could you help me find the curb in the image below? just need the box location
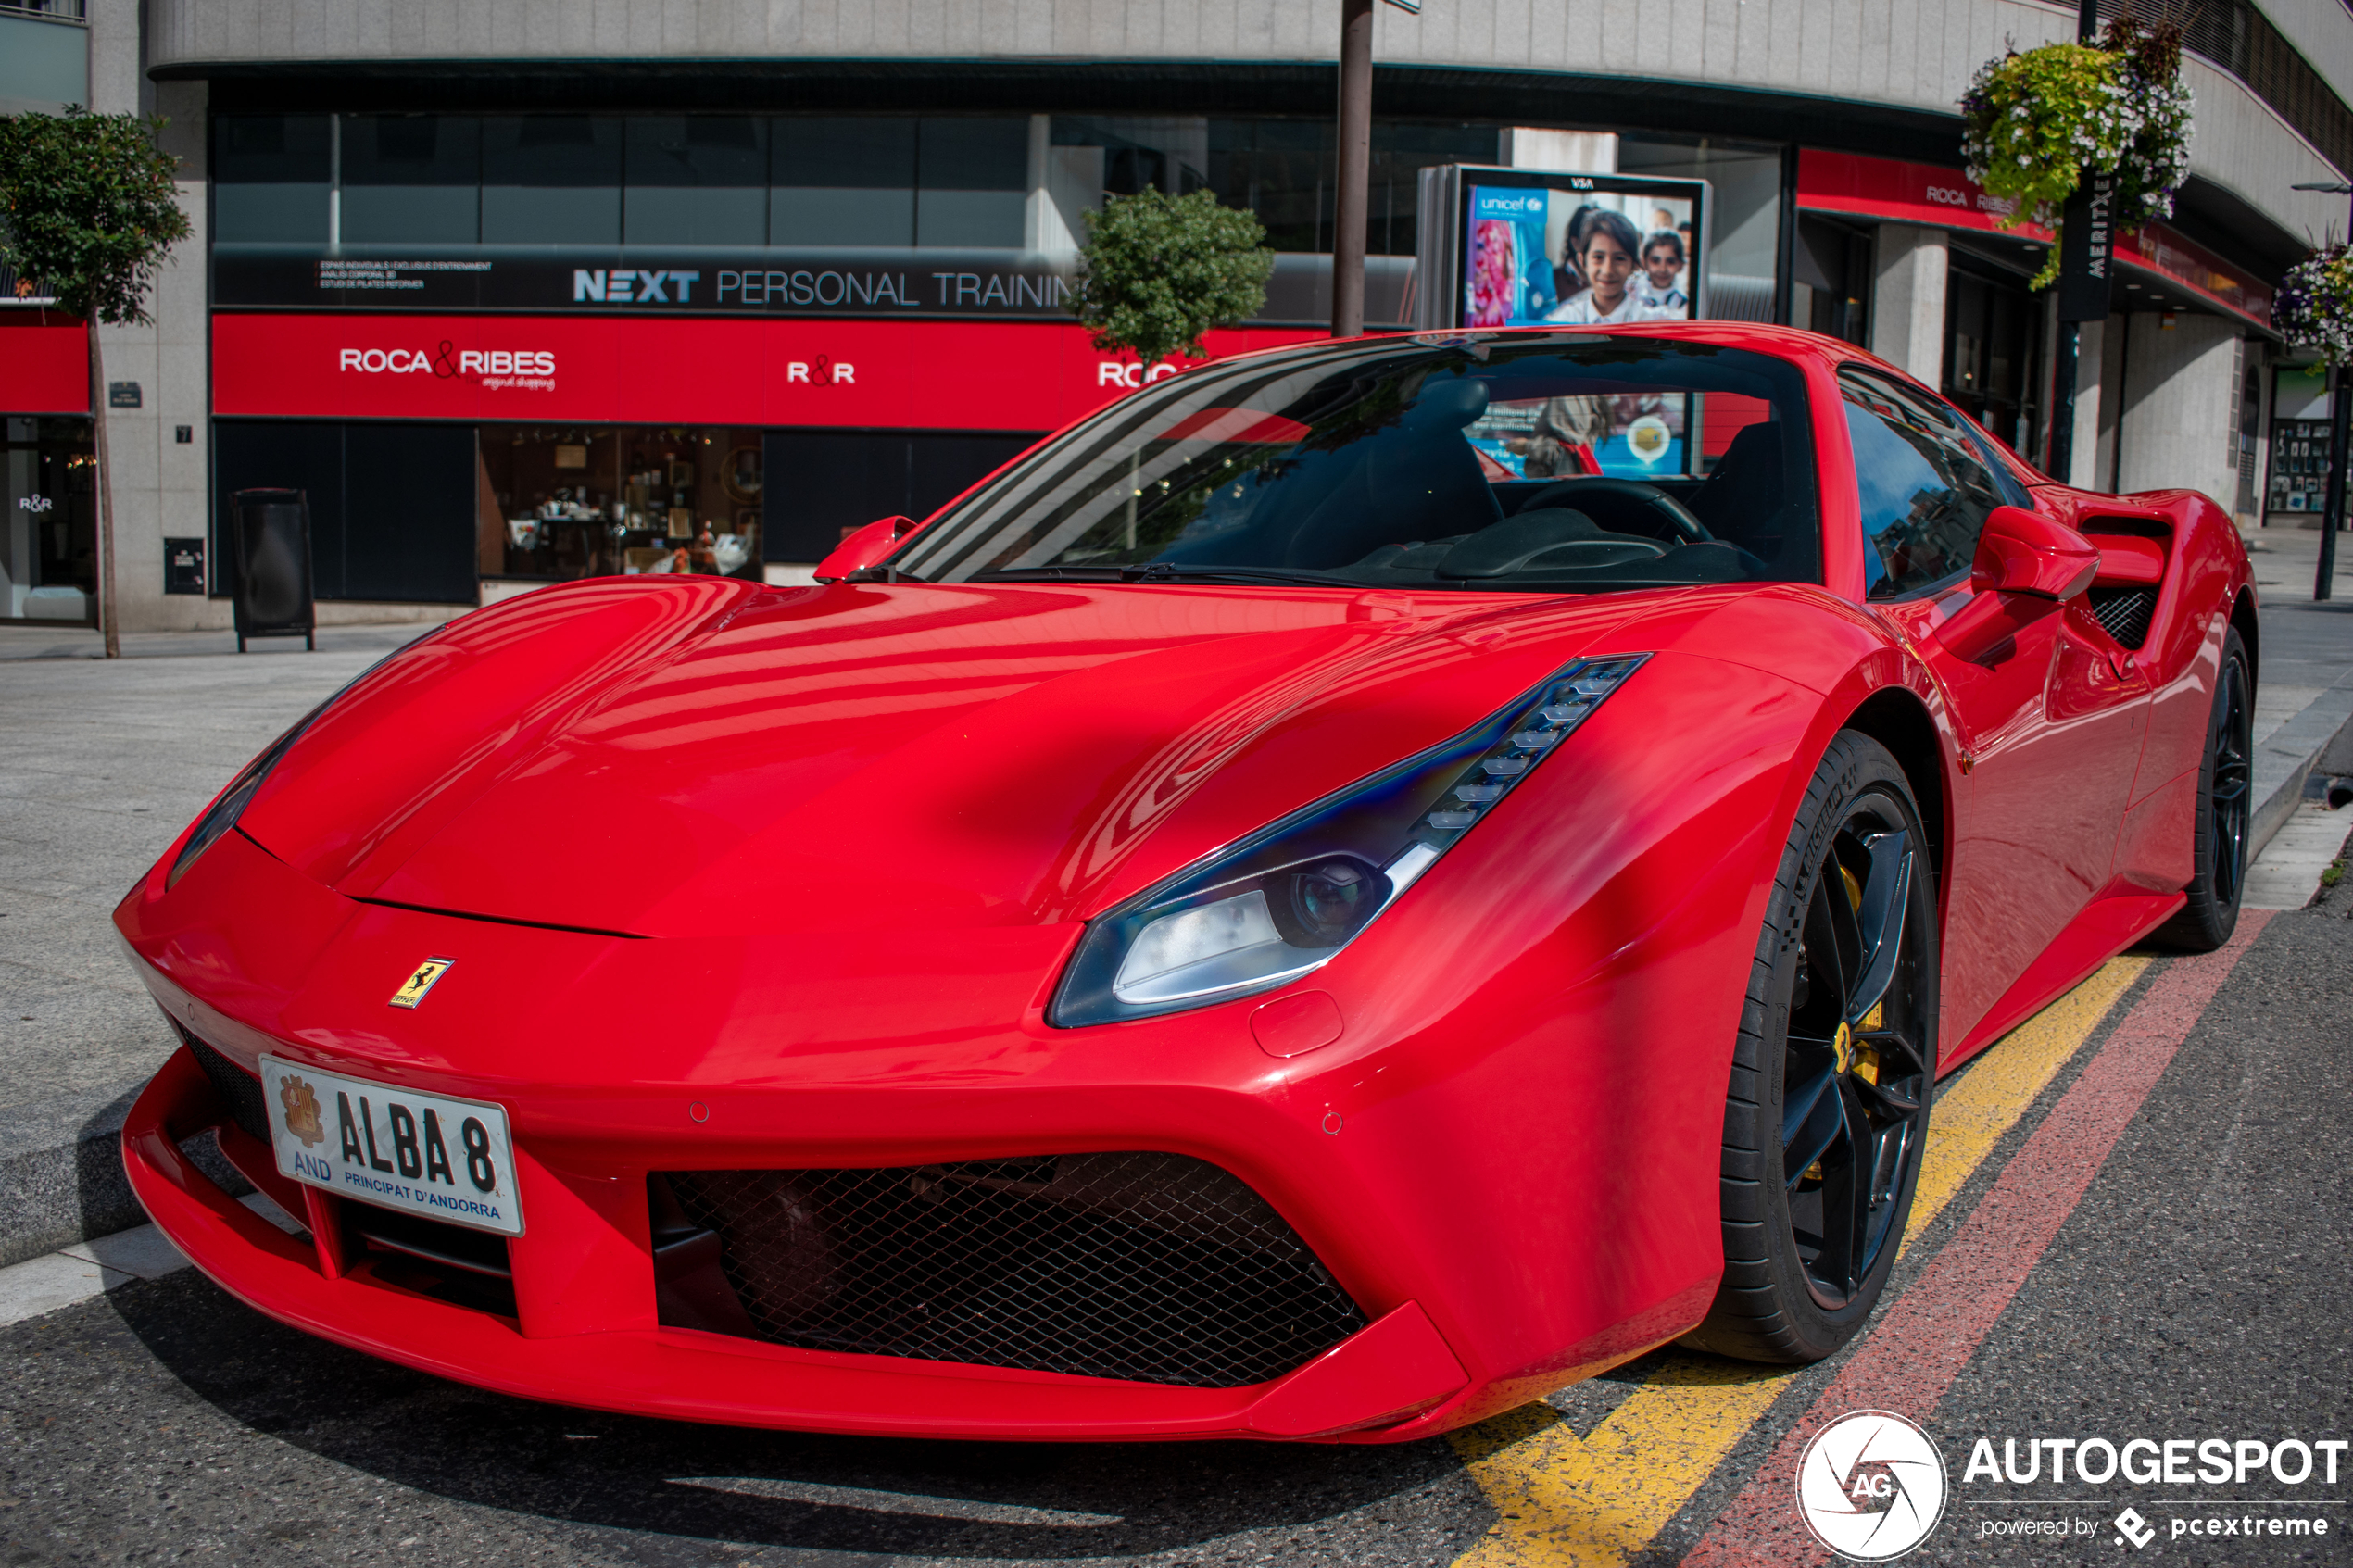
[2252,686,2353,863]
[0,1092,252,1271]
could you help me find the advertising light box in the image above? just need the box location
[1415,165,1710,332]
[1413,165,1720,484]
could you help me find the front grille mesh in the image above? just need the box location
[660,1153,1366,1387]
[176,1023,270,1143]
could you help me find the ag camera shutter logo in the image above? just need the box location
[1795,1411,1949,1560]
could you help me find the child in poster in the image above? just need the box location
[1639,230,1689,313]
[1549,211,1671,324]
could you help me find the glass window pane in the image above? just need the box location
[478,424,766,581]
[482,117,622,245]
[341,115,480,245]
[1842,370,2004,599]
[1617,136,1783,323]
[1366,122,1495,257]
[916,118,1027,248]
[624,117,767,245]
[1204,119,1330,255]
[771,117,916,246]
[213,114,331,244]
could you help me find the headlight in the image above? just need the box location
[1050,654,1649,1026]
[166,704,331,888]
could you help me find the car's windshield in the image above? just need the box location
[888,334,1819,592]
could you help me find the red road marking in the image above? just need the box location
[1683,914,2272,1567]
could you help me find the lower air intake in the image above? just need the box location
[175,1022,270,1144]
[656,1153,1366,1387]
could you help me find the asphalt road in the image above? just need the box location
[6,897,2348,1567]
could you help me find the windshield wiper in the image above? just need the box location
[971,563,1360,589]
[1120,563,1362,588]
[970,566,1128,583]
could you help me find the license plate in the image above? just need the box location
[258,1055,524,1236]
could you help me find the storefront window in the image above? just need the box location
[213,420,480,604]
[476,425,765,582]
[2,416,94,622]
[761,429,1041,561]
[1943,261,2043,458]
[1793,214,1871,345]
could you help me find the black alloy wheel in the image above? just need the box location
[1684,732,1938,1363]
[2154,626,2253,951]
[1779,797,1933,1311]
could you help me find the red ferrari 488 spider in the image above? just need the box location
[120,323,2253,1443]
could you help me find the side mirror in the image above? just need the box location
[1933,506,2099,665]
[1971,505,2099,603]
[813,515,917,583]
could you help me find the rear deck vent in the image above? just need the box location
[655,1152,1366,1387]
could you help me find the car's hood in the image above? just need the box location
[238,577,1658,938]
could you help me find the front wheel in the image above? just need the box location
[1681,732,1938,1364]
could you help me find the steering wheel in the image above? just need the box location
[1520,477,1713,546]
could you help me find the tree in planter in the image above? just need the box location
[0,108,193,657]
[1069,187,1274,370]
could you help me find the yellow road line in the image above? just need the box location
[1447,956,2149,1567]
[1453,1356,1797,1567]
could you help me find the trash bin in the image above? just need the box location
[228,487,315,652]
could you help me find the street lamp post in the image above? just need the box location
[2045,0,2105,486]
[1331,0,1374,339]
[2291,178,2351,603]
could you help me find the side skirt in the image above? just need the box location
[1939,890,2183,1074]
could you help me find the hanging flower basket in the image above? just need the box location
[1961,19,2194,289]
[2276,245,2353,364]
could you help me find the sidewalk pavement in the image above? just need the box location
[0,622,437,1265]
[3,543,2351,1269]
[2239,524,2353,852]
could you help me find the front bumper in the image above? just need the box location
[126,1041,1471,1442]
[120,783,1746,1442]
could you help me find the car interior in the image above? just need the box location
[922,339,1825,591]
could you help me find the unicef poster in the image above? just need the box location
[1463,178,1703,329]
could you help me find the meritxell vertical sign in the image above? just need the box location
[2057,170,2120,323]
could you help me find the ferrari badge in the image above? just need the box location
[389,957,456,1010]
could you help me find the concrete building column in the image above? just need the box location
[2064,317,2107,490]
[2114,312,2243,502]
[84,0,213,633]
[1868,224,1947,386]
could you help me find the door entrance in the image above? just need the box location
[3,416,96,623]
